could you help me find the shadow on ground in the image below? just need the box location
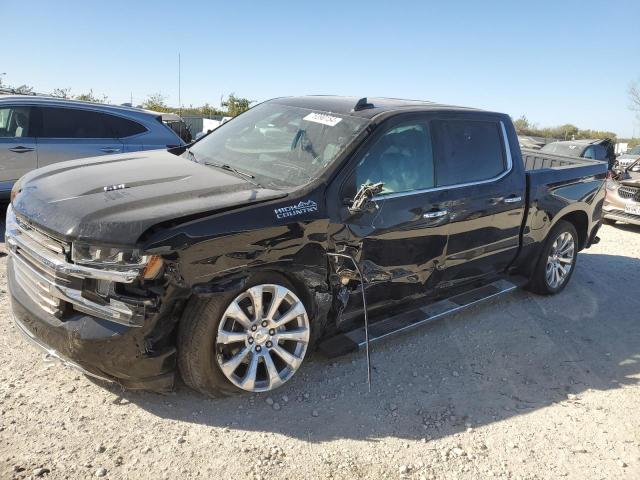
[96,250,640,443]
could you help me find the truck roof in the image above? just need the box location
[270,95,491,119]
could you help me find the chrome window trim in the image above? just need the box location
[371,120,513,201]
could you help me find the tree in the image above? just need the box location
[629,79,640,112]
[221,94,254,117]
[51,87,72,99]
[12,84,34,95]
[75,89,107,103]
[141,93,170,112]
[513,115,532,134]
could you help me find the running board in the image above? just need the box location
[318,279,518,358]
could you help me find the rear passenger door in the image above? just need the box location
[431,115,526,287]
[34,107,125,167]
[0,105,37,193]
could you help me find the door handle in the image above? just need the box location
[423,209,449,219]
[9,146,34,153]
[100,147,121,153]
[503,196,522,204]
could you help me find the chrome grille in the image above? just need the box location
[11,218,70,315]
[618,185,640,202]
[6,207,141,326]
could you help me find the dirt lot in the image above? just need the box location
[0,219,639,480]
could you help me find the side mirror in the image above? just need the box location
[348,182,385,215]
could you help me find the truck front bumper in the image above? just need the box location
[8,257,176,392]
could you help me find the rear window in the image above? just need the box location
[432,119,506,186]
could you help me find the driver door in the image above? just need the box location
[327,114,450,323]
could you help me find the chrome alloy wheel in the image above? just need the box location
[545,231,575,289]
[215,284,310,392]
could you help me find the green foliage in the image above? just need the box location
[75,89,107,103]
[51,87,72,99]
[513,115,616,141]
[221,94,255,117]
[141,93,171,112]
[12,84,34,95]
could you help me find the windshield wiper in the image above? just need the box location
[203,161,262,187]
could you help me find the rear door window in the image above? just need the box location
[432,119,506,186]
[0,106,32,138]
[39,107,115,138]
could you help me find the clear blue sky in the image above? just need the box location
[2,0,639,136]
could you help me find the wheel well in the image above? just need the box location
[557,211,588,249]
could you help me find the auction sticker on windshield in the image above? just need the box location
[303,112,342,127]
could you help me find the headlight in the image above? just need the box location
[5,204,17,238]
[10,179,22,203]
[72,243,150,267]
[72,243,164,279]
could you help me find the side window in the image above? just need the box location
[353,122,434,196]
[432,119,506,186]
[591,145,607,161]
[104,115,147,138]
[40,107,114,138]
[0,107,32,138]
[582,146,596,159]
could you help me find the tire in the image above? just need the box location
[177,273,312,397]
[528,220,579,295]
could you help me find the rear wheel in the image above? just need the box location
[178,275,311,397]
[528,220,578,295]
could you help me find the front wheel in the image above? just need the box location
[528,220,578,295]
[178,275,311,397]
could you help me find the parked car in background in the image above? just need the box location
[0,96,186,199]
[615,144,640,169]
[603,157,640,226]
[540,138,616,169]
[150,111,193,144]
[6,96,606,396]
[517,135,545,150]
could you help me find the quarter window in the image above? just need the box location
[354,122,435,196]
[432,119,506,186]
[0,107,32,138]
[104,115,147,138]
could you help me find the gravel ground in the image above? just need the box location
[1,218,639,480]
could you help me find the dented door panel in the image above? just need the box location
[327,191,450,323]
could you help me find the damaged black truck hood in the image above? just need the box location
[12,150,287,245]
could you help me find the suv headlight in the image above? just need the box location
[72,243,164,279]
[5,204,17,240]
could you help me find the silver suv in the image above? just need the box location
[0,96,186,199]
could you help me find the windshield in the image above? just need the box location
[187,102,370,188]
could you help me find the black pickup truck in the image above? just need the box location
[6,96,606,396]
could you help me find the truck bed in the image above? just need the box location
[520,147,605,171]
